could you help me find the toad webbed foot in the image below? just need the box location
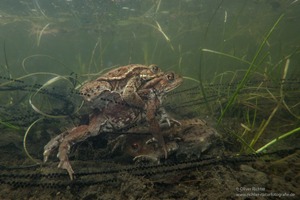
[43,131,69,163]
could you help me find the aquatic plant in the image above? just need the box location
[256,127,300,153]
[1,0,299,167]
[200,13,300,154]
[23,117,44,164]
[0,63,86,163]
[216,14,285,124]
[0,119,21,130]
[199,60,300,154]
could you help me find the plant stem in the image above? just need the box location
[23,118,44,164]
[250,57,289,148]
[217,14,285,124]
[256,127,300,153]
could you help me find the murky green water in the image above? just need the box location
[1,0,299,76]
[0,0,299,172]
[0,1,299,199]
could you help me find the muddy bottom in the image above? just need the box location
[0,120,299,200]
[0,141,299,200]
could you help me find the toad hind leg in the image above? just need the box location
[57,113,107,180]
[148,120,168,159]
[57,125,89,180]
[43,131,69,163]
[145,94,168,159]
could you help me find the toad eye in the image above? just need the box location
[167,73,175,81]
[150,64,159,73]
[131,143,140,151]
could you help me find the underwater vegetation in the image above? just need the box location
[0,2,300,199]
[0,0,299,168]
[201,14,300,154]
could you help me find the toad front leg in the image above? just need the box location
[144,90,168,159]
[57,112,107,180]
[122,76,146,109]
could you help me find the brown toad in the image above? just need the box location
[43,68,183,180]
[107,118,220,163]
[80,64,162,109]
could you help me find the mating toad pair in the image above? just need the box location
[43,64,183,180]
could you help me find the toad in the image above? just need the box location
[43,66,182,180]
[107,118,220,163]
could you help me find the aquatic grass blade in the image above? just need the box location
[201,49,252,66]
[249,57,290,149]
[29,75,83,118]
[217,14,285,124]
[23,117,44,164]
[256,127,300,153]
[0,120,21,130]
